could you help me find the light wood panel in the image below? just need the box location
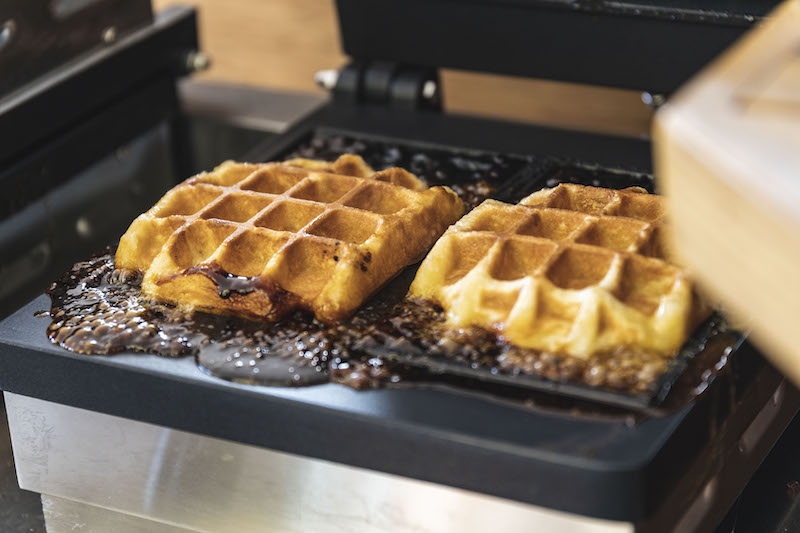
[153,0,346,92]
[154,0,652,137]
[655,0,800,384]
[442,71,652,138]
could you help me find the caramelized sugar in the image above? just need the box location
[45,247,739,418]
[46,251,424,389]
[42,137,741,415]
[285,134,526,209]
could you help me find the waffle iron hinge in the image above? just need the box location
[315,61,441,111]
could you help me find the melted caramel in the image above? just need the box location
[44,249,739,418]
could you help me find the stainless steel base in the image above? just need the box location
[42,495,190,533]
[5,392,631,533]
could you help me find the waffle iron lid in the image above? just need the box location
[334,0,780,93]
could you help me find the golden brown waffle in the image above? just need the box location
[410,183,708,358]
[116,155,464,323]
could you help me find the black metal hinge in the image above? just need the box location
[315,61,441,111]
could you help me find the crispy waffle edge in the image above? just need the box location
[409,184,710,359]
[116,155,465,323]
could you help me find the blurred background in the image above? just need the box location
[152,0,653,138]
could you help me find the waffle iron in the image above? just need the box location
[0,1,795,532]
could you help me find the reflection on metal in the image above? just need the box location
[50,0,105,19]
[42,495,189,533]
[641,92,666,109]
[0,20,15,52]
[314,69,339,91]
[102,26,117,43]
[422,79,438,101]
[75,217,92,239]
[6,393,631,533]
[184,50,210,73]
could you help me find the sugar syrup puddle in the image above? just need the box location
[44,249,740,419]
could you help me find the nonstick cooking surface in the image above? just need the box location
[43,131,742,410]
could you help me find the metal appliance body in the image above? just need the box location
[1,1,793,531]
[2,90,797,532]
[0,4,201,318]
[6,393,632,533]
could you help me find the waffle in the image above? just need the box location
[116,155,464,323]
[410,183,708,358]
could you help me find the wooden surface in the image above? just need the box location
[153,0,652,138]
[655,0,800,384]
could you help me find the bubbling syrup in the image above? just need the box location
[45,249,740,418]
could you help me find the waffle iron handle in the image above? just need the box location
[654,0,800,385]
